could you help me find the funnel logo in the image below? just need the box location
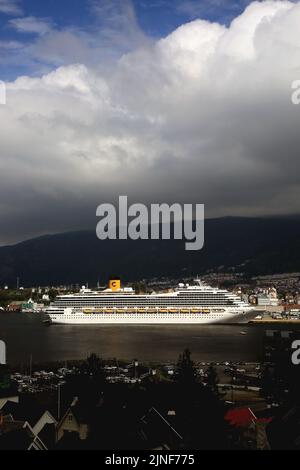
[0,340,6,365]
[109,280,121,291]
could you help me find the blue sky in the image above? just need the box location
[0,0,253,79]
[135,0,252,35]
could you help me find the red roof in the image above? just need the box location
[225,408,257,428]
[225,408,273,428]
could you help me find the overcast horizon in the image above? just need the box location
[1,0,300,245]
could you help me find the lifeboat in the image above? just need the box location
[147,308,157,313]
[191,309,200,313]
[181,309,190,314]
[116,309,124,314]
[159,309,168,313]
[138,309,145,314]
[169,309,178,313]
[83,308,95,314]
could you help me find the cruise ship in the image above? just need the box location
[45,279,253,324]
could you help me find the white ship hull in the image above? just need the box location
[48,309,253,325]
[46,278,254,325]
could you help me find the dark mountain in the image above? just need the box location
[0,216,300,286]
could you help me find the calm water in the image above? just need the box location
[0,313,269,365]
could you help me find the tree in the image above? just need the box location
[48,289,58,301]
[206,365,219,396]
[83,353,105,379]
[176,349,197,387]
[65,353,106,403]
[133,282,147,294]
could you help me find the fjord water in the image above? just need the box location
[0,313,266,365]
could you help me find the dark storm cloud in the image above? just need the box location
[1,1,300,244]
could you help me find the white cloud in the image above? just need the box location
[0,40,23,49]
[1,0,300,243]
[0,1,152,75]
[0,0,22,15]
[9,16,53,35]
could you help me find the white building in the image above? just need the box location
[257,294,279,307]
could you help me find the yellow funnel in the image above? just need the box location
[109,279,121,291]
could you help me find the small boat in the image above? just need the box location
[240,331,247,336]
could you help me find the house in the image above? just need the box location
[0,415,47,450]
[0,366,19,410]
[225,407,257,428]
[56,397,90,442]
[1,401,51,427]
[225,407,271,450]
[139,407,183,450]
[0,399,57,449]
[267,405,300,449]
[37,422,57,450]
[33,410,57,436]
[0,395,19,410]
[32,410,57,449]
[7,302,23,312]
